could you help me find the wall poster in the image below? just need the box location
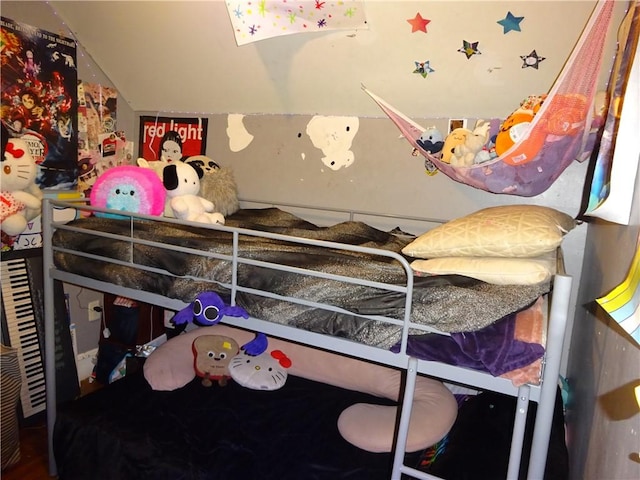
[77,82,134,198]
[1,16,78,190]
[138,116,208,162]
[225,1,368,46]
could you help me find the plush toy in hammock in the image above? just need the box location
[89,165,166,218]
[172,291,249,330]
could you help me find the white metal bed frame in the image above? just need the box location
[42,198,573,480]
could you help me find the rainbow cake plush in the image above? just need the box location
[89,165,166,218]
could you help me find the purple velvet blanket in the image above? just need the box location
[391,307,544,376]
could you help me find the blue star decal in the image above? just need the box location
[458,40,481,59]
[413,60,435,78]
[497,12,524,34]
[520,50,545,69]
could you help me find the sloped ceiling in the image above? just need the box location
[48,1,623,117]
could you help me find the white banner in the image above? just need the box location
[225,1,368,46]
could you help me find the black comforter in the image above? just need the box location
[52,208,550,348]
[54,371,422,480]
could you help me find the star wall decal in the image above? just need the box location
[407,13,431,33]
[458,40,481,59]
[497,11,524,34]
[521,50,546,69]
[413,60,435,78]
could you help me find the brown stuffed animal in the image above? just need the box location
[192,335,240,387]
[185,156,240,216]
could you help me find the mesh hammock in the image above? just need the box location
[364,0,616,197]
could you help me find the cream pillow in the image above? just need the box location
[402,205,575,259]
[410,252,556,285]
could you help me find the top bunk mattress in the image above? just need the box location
[51,207,550,351]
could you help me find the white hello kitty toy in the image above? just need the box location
[1,127,42,237]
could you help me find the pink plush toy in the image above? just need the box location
[89,165,166,218]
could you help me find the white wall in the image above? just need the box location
[47,0,623,118]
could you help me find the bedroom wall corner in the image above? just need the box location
[567,170,640,479]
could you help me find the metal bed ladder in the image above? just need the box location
[391,272,572,480]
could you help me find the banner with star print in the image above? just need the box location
[226,1,368,46]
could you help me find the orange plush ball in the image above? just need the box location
[495,111,534,156]
[544,94,588,136]
[500,122,547,166]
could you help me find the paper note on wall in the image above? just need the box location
[225,1,368,46]
[596,236,640,346]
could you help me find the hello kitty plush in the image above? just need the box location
[1,131,42,237]
[228,348,291,391]
[162,161,225,225]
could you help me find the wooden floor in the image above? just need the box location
[2,419,53,480]
[2,379,102,480]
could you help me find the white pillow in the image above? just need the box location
[402,205,575,259]
[410,252,556,285]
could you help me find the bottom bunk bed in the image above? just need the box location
[52,338,568,480]
[42,199,574,480]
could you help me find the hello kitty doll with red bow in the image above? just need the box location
[1,126,42,237]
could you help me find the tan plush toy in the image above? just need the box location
[451,120,492,166]
[192,335,240,387]
[185,156,239,216]
[441,128,472,164]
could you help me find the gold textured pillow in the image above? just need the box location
[402,205,575,258]
[410,252,556,285]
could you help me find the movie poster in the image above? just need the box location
[1,16,78,190]
[138,116,208,162]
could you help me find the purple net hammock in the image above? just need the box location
[364,0,616,197]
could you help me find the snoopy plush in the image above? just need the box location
[162,161,225,225]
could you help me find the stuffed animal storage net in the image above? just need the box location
[365,0,616,197]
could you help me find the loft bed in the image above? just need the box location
[42,198,573,480]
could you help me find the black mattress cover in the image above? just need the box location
[54,371,422,480]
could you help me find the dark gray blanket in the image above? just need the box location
[53,208,550,348]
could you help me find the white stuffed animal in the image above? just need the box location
[1,134,42,237]
[162,161,225,225]
[451,120,492,167]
